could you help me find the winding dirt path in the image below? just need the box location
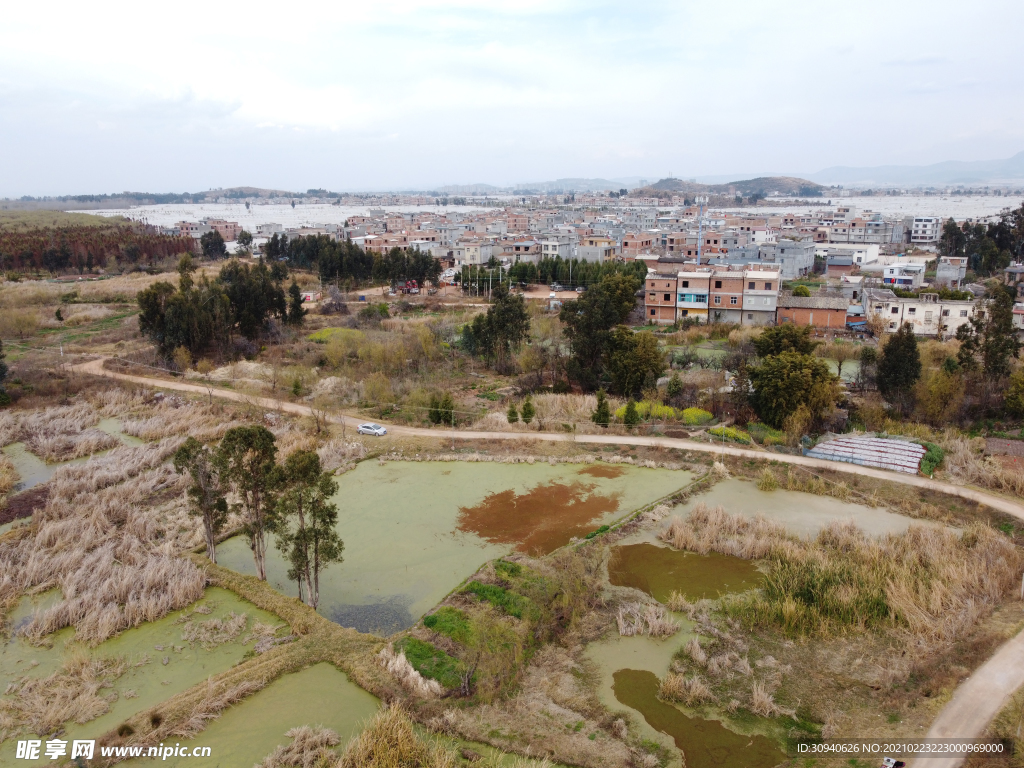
[72,356,1024,761]
[72,356,1024,520]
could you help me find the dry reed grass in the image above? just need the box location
[615,602,679,637]
[0,453,18,495]
[171,678,265,739]
[0,651,129,740]
[3,402,120,461]
[749,679,781,717]
[0,439,206,645]
[120,400,246,441]
[256,725,341,768]
[62,305,116,326]
[181,612,248,650]
[316,439,367,472]
[661,504,1023,643]
[338,705,457,768]
[377,644,444,698]
[659,672,715,706]
[940,433,1024,497]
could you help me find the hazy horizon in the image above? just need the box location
[3,0,1023,197]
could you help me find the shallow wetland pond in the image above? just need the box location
[219,460,689,633]
[0,588,284,764]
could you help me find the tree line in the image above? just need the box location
[173,426,343,609]
[264,235,441,287]
[0,225,193,274]
[940,203,1024,276]
[462,272,665,397]
[137,255,306,360]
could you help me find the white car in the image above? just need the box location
[357,423,387,436]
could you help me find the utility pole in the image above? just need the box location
[695,195,708,264]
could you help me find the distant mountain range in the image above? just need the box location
[636,176,825,198]
[437,177,646,195]
[804,151,1024,187]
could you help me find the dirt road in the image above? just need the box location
[909,631,1024,768]
[72,356,1024,759]
[72,356,1024,521]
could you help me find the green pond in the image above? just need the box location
[613,670,784,768]
[675,478,928,538]
[96,417,145,447]
[219,461,690,634]
[0,588,284,764]
[587,629,786,768]
[122,662,380,768]
[608,542,761,602]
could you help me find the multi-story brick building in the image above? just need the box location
[777,294,850,329]
[645,274,678,325]
[676,269,712,323]
[709,270,745,324]
[741,266,780,326]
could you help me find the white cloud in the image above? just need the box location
[2,0,1023,194]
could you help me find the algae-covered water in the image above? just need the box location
[675,478,927,538]
[609,542,761,602]
[0,588,284,764]
[121,662,380,768]
[613,669,784,768]
[219,461,690,634]
[587,623,786,768]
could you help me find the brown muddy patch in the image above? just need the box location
[457,481,621,554]
[577,464,626,479]
[609,542,761,602]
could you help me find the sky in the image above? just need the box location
[2,0,1023,196]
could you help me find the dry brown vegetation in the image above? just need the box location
[0,439,208,644]
[0,650,130,740]
[662,502,1022,643]
[0,402,119,460]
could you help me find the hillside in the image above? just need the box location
[633,175,825,199]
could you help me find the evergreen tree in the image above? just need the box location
[560,273,641,390]
[272,450,344,608]
[1006,370,1024,418]
[752,324,819,357]
[877,323,921,416]
[591,389,610,427]
[200,229,227,258]
[216,426,279,581]
[172,437,228,563]
[521,395,535,424]
[506,402,519,424]
[956,286,1021,379]
[438,392,455,426]
[666,372,683,399]
[623,399,641,428]
[287,281,307,326]
[748,352,837,429]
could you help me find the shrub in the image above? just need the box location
[394,637,466,689]
[623,399,640,428]
[494,559,522,578]
[462,580,533,620]
[747,422,786,446]
[422,606,472,643]
[756,468,778,491]
[707,426,751,444]
[681,407,713,426]
[520,396,535,424]
[585,524,611,539]
[506,402,519,424]
[918,441,945,476]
